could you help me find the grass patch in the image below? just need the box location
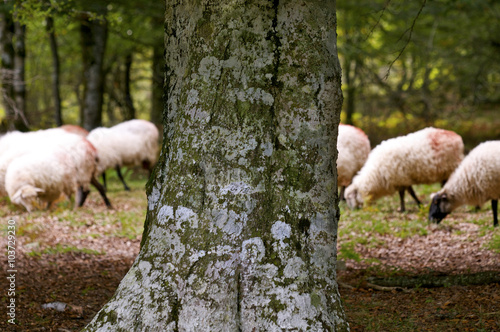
[27,244,105,257]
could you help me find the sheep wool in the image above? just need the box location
[345,127,464,210]
[429,140,500,226]
[5,134,97,211]
[88,120,159,174]
[337,124,370,188]
[0,128,83,196]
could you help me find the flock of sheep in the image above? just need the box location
[0,119,159,212]
[1,118,498,227]
[337,125,499,227]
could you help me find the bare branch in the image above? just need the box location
[384,0,427,80]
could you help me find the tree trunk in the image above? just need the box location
[46,16,63,126]
[119,52,136,121]
[84,0,348,330]
[80,11,107,131]
[0,6,29,132]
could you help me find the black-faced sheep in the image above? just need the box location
[429,140,500,227]
[345,127,464,212]
[337,124,371,200]
[87,119,159,191]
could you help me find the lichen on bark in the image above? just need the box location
[84,0,348,331]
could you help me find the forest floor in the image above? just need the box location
[0,175,499,331]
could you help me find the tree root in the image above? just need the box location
[367,271,500,289]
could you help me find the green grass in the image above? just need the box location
[27,244,105,257]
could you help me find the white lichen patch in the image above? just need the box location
[147,184,161,211]
[271,220,291,241]
[241,237,265,263]
[213,209,245,236]
[220,182,253,196]
[157,205,199,230]
[283,257,306,279]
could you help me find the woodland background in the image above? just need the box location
[1,0,499,146]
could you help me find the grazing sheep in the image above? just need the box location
[337,124,370,200]
[0,129,73,195]
[87,119,159,191]
[5,134,112,211]
[345,127,464,212]
[429,141,500,227]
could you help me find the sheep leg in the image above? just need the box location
[102,172,107,191]
[492,199,498,227]
[339,186,346,201]
[406,186,421,207]
[398,189,406,212]
[77,186,91,207]
[116,166,131,191]
[91,177,113,208]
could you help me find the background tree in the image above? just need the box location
[46,14,62,126]
[79,3,108,131]
[0,1,29,131]
[83,0,348,330]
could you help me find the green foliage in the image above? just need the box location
[338,0,500,137]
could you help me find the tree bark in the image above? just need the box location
[84,0,348,330]
[80,11,107,131]
[46,15,63,126]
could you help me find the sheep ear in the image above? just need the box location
[430,192,437,200]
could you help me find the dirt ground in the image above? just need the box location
[1,186,499,331]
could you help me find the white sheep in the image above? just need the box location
[0,128,74,195]
[344,127,464,212]
[5,133,112,211]
[87,119,159,190]
[429,141,500,227]
[337,124,370,200]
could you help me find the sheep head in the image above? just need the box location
[344,185,364,209]
[429,192,452,223]
[11,185,44,212]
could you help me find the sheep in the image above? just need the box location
[5,133,112,211]
[0,128,74,195]
[87,119,159,191]
[0,129,111,209]
[336,124,371,200]
[429,141,500,227]
[344,127,464,212]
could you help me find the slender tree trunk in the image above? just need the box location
[80,11,107,131]
[13,20,26,120]
[46,16,63,126]
[122,52,135,120]
[151,26,164,126]
[84,0,348,330]
[343,57,356,125]
[0,7,29,132]
[0,9,15,131]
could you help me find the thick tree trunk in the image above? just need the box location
[84,0,348,330]
[46,16,63,126]
[80,11,107,131]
